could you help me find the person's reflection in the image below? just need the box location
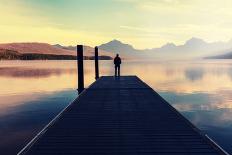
[114,54,121,77]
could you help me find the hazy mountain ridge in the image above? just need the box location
[54,44,114,57]
[99,38,232,59]
[0,43,113,60]
[205,51,232,59]
[1,38,232,60]
[99,40,141,54]
[0,43,75,55]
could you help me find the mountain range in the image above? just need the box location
[98,38,232,60]
[1,38,232,60]
[0,43,113,60]
[205,52,232,59]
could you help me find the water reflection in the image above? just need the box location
[184,68,204,81]
[1,60,232,154]
[0,67,76,78]
[0,90,77,155]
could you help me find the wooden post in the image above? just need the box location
[95,46,99,80]
[77,45,84,93]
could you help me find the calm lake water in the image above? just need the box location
[0,60,232,154]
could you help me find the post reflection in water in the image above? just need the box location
[0,60,232,154]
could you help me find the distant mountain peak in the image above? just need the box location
[185,37,206,46]
[53,44,64,48]
[110,39,122,43]
[188,37,204,41]
[105,39,132,47]
[98,39,139,56]
[161,43,176,49]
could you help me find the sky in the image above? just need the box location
[1,0,232,49]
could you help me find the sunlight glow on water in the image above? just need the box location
[0,60,232,154]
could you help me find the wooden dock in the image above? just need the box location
[18,76,228,155]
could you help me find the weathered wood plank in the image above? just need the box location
[18,76,228,155]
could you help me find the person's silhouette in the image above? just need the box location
[114,54,121,77]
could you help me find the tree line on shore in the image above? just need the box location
[0,50,112,60]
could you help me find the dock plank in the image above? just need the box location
[18,76,228,155]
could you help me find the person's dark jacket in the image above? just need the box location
[114,57,121,66]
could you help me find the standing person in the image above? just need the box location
[114,54,121,77]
